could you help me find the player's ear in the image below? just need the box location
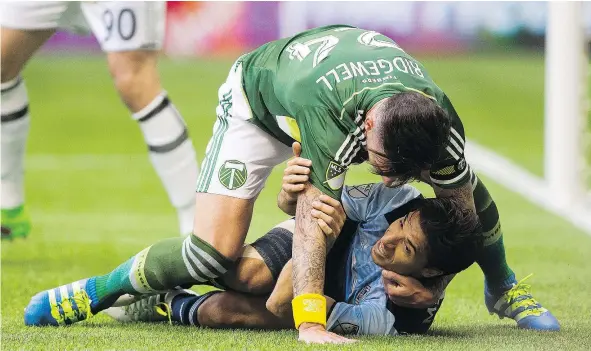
[364,116,375,131]
[421,267,443,278]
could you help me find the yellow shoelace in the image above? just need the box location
[503,274,546,319]
[155,302,172,325]
[51,291,93,325]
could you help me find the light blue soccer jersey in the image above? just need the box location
[326,183,422,335]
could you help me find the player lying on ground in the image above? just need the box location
[30,164,481,342]
[102,152,555,342]
[104,190,479,341]
[23,25,559,342]
[1,1,198,238]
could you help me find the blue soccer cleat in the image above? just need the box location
[485,274,560,331]
[24,279,96,326]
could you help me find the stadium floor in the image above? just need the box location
[2,54,591,350]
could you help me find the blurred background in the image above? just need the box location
[3,1,591,349]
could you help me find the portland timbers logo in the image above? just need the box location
[219,160,247,190]
[325,161,346,191]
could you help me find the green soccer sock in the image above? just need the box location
[472,175,515,288]
[91,235,233,311]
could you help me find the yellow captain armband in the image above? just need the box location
[292,293,327,329]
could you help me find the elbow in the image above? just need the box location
[266,294,292,319]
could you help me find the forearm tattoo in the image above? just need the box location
[292,185,326,296]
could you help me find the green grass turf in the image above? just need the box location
[2,53,591,350]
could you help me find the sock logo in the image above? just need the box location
[219,160,247,190]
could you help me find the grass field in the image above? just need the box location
[2,53,591,350]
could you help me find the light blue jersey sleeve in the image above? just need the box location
[341,183,422,223]
[326,279,397,336]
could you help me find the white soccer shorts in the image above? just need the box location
[0,1,165,52]
[195,61,293,199]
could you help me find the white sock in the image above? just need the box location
[132,91,198,236]
[1,77,30,209]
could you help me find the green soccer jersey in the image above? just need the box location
[239,25,468,198]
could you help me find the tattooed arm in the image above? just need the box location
[293,182,327,300]
[292,183,356,344]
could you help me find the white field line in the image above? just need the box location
[465,140,591,235]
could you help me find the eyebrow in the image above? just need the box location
[405,212,418,253]
[407,237,417,253]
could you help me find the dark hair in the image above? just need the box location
[374,92,451,186]
[416,198,483,275]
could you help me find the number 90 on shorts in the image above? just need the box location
[81,1,166,52]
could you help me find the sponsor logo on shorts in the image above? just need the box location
[219,160,247,190]
[325,161,346,190]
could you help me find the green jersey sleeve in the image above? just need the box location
[298,106,356,199]
[429,94,471,189]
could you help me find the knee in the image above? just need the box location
[1,46,22,82]
[0,61,19,83]
[107,51,160,111]
[227,248,275,294]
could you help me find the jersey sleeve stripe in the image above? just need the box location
[445,146,460,161]
[448,136,464,156]
[336,135,355,163]
[343,143,362,166]
[450,127,465,147]
[341,139,360,165]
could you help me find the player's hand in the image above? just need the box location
[298,323,356,344]
[281,142,312,199]
[312,194,346,247]
[382,270,438,309]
